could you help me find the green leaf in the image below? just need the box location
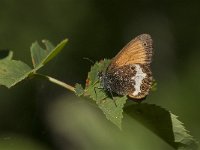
[125,103,198,150]
[97,96,127,129]
[75,83,84,96]
[30,39,68,70]
[171,114,198,150]
[0,39,68,88]
[0,59,32,88]
[84,59,127,129]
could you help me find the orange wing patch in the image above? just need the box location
[108,34,152,69]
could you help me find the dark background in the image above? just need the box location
[0,0,200,149]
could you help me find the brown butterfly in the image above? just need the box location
[99,34,153,100]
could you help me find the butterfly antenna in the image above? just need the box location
[83,57,95,64]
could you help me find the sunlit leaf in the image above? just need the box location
[0,39,68,88]
[0,59,32,88]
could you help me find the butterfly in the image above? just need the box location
[99,34,153,100]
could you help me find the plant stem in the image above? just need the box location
[34,73,75,92]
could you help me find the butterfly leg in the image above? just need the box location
[94,87,117,107]
[94,86,104,100]
[107,88,117,107]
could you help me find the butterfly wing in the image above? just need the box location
[106,34,153,99]
[127,64,153,99]
[108,34,153,70]
[105,64,152,99]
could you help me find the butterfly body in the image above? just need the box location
[99,34,153,100]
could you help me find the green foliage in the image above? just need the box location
[76,60,198,149]
[31,39,68,70]
[0,39,68,88]
[0,59,32,88]
[0,39,198,150]
[125,104,198,150]
[83,60,127,129]
[171,114,198,150]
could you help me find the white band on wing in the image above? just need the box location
[131,64,146,96]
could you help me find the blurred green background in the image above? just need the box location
[0,0,200,149]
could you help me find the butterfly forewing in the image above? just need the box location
[108,34,152,70]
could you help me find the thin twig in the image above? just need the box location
[33,73,75,92]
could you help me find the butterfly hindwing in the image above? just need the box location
[104,65,137,96]
[104,64,152,99]
[127,64,153,99]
